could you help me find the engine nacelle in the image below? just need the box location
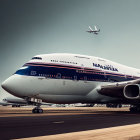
[123,84,140,99]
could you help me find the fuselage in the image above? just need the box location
[2,53,140,104]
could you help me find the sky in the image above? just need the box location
[1,0,140,99]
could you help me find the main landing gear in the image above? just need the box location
[26,97,43,113]
[106,103,122,108]
[12,104,21,107]
[129,105,140,113]
[32,106,43,113]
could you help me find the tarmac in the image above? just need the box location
[0,106,140,140]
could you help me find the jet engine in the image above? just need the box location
[123,84,140,99]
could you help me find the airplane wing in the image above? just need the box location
[89,26,93,31]
[97,79,140,99]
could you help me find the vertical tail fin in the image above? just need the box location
[94,26,97,31]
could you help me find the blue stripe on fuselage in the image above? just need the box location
[15,63,138,82]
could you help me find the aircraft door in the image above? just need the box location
[74,76,78,81]
[56,73,61,79]
[84,76,87,83]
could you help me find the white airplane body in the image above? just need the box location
[2,53,140,113]
[87,26,100,34]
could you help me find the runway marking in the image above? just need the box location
[52,121,64,124]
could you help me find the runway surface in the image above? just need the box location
[0,107,140,140]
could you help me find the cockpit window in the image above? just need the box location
[19,66,29,70]
[15,66,30,75]
[32,57,42,60]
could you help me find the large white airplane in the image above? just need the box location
[2,53,140,113]
[87,26,100,34]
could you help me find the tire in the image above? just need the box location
[39,109,43,113]
[130,107,137,113]
[32,109,38,113]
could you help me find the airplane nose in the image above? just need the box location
[1,75,24,97]
[1,74,35,97]
[2,80,8,91]
[3,98,6,101]
[1,82,5,90]
[1,76,15,94]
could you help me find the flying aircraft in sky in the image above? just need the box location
[2,53,140,113]
[86,26,100,34]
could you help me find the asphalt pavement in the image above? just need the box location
[0,107,140,140]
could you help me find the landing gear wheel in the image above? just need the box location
[32,107,43,113]
[38,109,43,113]
[32,109,37,113]
[130,105,140,113]
[130,107,137,113]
